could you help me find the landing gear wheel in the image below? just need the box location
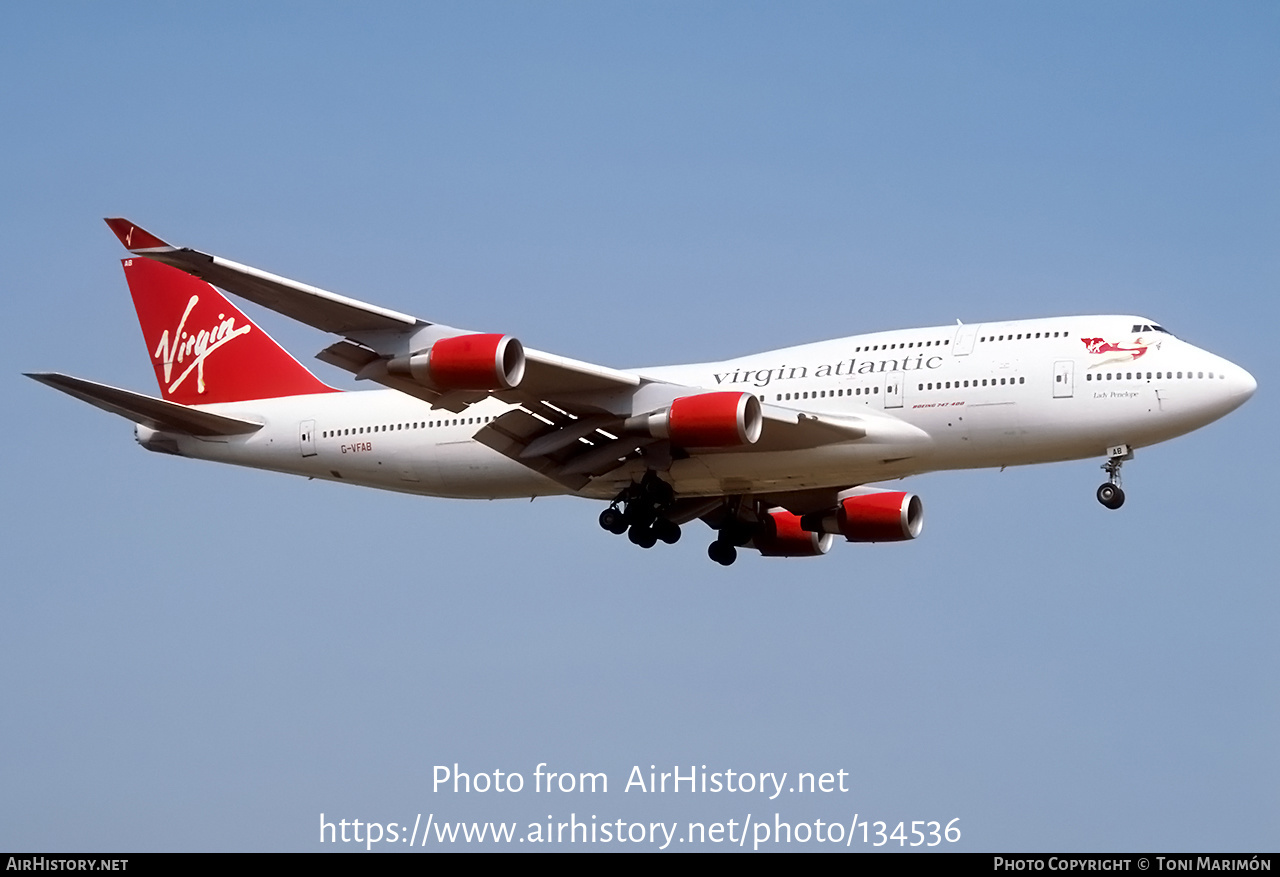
[599,507,627,534]
[628,524,658,548]
[1096,483,1125,510]
[654,519,681,545]
[708,540,737,566]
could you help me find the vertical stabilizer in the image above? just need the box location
[122,257,338,405]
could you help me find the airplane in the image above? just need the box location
[28,219,1257,566]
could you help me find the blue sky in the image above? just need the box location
[3,1,1277,851]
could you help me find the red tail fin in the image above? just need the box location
[122,258,338,404]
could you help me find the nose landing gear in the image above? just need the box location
[1096,445,1131,510]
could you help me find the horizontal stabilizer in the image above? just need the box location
[27,373,264,436]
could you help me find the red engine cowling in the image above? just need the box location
[395,333,526,390]
[834,492,923,542]
[752,509,833,557]
[627,392,762,448]
[802,491,924,542]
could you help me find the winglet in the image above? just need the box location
[104,218,171,251]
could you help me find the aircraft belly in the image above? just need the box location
[171,426,562,500]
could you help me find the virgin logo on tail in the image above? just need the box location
[123,257,336,404]
[152,294,253,396]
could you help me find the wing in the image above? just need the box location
[105,219,641,415]
[104,219,416,335]
[105,219,926,486]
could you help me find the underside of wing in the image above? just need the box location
[473,399,929,490]
[474,406,639,491]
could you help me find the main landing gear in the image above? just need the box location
[1096,445,1132,510]
[705,497,755,567]
[707,538,736,566]
[598,472,681,549]
[707,523,752,567]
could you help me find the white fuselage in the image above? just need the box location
[142,315,1256,501]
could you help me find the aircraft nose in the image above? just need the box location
[1227,363,1257,405]
[1218,358,1259,407]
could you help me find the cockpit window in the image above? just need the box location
[1132,323,1172,335]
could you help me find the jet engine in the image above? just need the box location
[801,491,924,542]
[751,509,833,557]
[388,333,525,390]
[625,391,763,448]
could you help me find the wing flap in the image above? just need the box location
[473,409,592,490]
[474,405,657,489]
[28,373,263,436]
